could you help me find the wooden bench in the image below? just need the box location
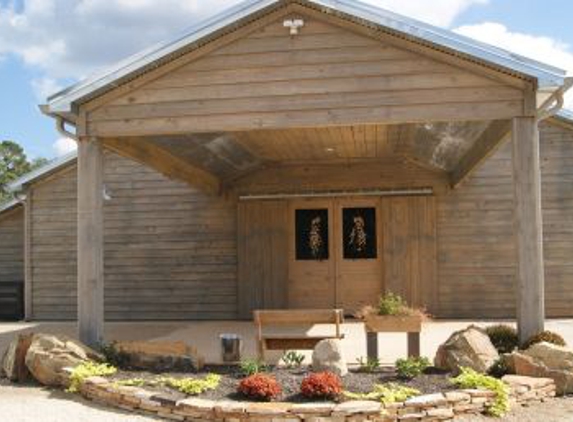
[254,309,344,361]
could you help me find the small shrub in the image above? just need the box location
[68,361,117,393]
[238,374,282,401]
[451,367,510,417]
[395,356,431,379]
[239,359,268,377]
[522,330,566,350]
[300,372,342,400]
[281,351,305,369]
[344,383,420,405]
[378,292,408,316]
[164,374,220,395]
[98,341,130,368]
[485,325,519,354]
[488,358,510,379]
[356,356,381,373]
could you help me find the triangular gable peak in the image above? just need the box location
[82,3,531,137]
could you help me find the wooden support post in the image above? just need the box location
[366,332,378,360]
[77,137,104,347]
[407,333,420,358]
[512,116,545,343]
[23,191,32,321]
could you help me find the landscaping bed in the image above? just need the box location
[110,365,455,403]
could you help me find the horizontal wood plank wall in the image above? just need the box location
[29,152,237,321]
[436,120,573,319]
[237,200,288,319]
[0,208,24,284]
[86,15,524,136]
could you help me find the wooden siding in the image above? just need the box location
[0,208,24,284]
[29,152,237,321]
[436,120,573,318]
[86,14,525,136]
[237,200,288,319]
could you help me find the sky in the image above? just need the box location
[0,0,572,160]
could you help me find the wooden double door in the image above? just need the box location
[237,196,437,318]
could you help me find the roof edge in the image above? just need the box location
[8,151,78,192]
[0,198,22,216]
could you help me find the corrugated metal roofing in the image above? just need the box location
[44,0,568,117]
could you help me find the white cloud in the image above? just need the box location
[53,137,77,156]
[31,77,63,101]
[364,0,488,27]
[455,22,573,110]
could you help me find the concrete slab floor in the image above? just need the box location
[1,319,573,365]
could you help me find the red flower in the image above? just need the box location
[300,372,342,399]
[238,374,282,401]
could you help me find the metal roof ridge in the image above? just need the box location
[8,151,78,192]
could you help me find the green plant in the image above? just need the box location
[488,358,510,379]
[344,383,420,405]
[164,374,221,395]
[378,292,408,316]
[300,372,342,400]
[67,361,117,393]
[356,356,381,373]
[522,330,566,350]
[238,374,282,401]
[98,341,130,368]
[281,351,305,369]
[395,356,431,379]
[451,367,510,417]
[485,325,519,354]
[239,359,268,376]
[114,378,147,387]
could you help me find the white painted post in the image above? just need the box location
[77,137,104,347]
[512,116,545,343]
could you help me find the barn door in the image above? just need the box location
[237,200,289,319]
[381,196,437,312]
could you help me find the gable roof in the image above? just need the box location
[0,198,22,216]
[43,0,568,120]
[8,151,77,193]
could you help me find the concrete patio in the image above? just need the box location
[2,319,573,365]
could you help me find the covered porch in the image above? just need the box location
[39,0,571,348]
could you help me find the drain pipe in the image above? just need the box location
[56,116,78,141]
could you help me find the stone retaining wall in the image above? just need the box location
[78,375,556,421]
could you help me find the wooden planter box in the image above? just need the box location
[364,314,422,333]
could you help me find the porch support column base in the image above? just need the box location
[77,137,104,347]
[512,116,545,344]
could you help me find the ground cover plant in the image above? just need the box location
[451,366,510,417]
[68,362,117,393]
[344,383,420,404]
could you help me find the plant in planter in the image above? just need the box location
[238,374,282,401]
[300,372,342,400]
[356,292,427,333]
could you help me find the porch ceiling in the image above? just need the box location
[103,118,510,192]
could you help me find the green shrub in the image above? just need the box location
[378,292,408,316]
[98,341,130,368]
[281,351,305,369]
[395,356,431,379]
[356,357,381,373]
[488,358,510,379]
[344,383,420,405]
[485,325,519,354]
[164,374,220,395]
[522,330,566,350]
[451,367,510,417]
[239,359,268,377]
[68,361,117,393]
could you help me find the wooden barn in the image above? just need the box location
[2,0,572,346]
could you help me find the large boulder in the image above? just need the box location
[506,342,573,395]
[1,333,33,382]
[434,325,499,374]
[113,340,204,371]
[25,334,103,387]
[312,339,348,376]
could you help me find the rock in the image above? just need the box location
[434,325,499,374]
[312,339,348,376]
[1,333,33,382]
[506,342,573,395]
[113,341,204,371]
[25,333,103,387]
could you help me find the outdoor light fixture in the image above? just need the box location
[283,18,304,35]
[103,185,112,201]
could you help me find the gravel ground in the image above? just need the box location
[0,378,162,422]
[455,397,573,421]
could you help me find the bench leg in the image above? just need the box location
[407,333,420,358]
[367,332,378,360]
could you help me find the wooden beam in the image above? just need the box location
[77,137,104,347]
[512,116,545,343]
[450,120,512,188]
[103,137,221,195]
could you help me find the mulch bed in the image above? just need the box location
[110,365,455,403]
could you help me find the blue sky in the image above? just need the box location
[0,0,572,160]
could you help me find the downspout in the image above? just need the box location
[537,77,573,121]
[56,116,78,141]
